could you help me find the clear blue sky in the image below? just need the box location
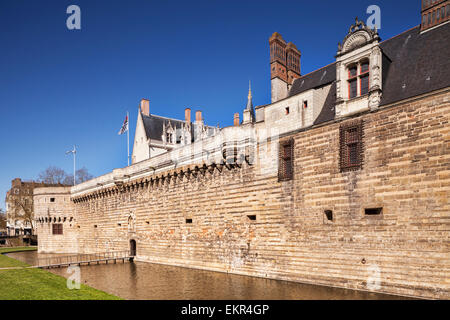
[0,0,421,209]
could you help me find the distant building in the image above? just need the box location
[5,178,66,236]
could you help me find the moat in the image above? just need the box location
[7,251,405,300]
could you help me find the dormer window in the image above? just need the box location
[336,18,381,118]
[166,133,173,144]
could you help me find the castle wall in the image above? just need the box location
[34,187,78,253]
[36,89,450,299]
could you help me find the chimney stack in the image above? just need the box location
[286,42,301,87]
[195,110,202,123]
[234,113,240,126]
[420,0,449,32]
[140,99,150,116]
[12,178,22,188]
[185,108,191,123]
[269,32,301,102]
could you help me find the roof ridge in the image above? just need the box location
[379,25,420,44]
[144,114,185,122]
[144,113,217,129]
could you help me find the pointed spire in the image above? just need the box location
[246,80,253,111]
[243,80,255,124]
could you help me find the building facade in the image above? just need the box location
[35,1,450,299]
[5,178,66,236]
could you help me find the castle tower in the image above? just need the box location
[421,0,449,32]
[269,32,288,103]
[286,42,301,90]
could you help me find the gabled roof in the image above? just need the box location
[142,114,185,141]
[141,113,217,142]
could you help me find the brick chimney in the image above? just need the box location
[269,32,301,102]
[185,108,191,123]
[12,178,21,188]
[234,113,240,126]
[140,99,150,116]
[421,0,449,32]
[195,110,202,123]
[269,32,288,103]
[286,42,301,87]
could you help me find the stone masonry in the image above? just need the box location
[36,89,450,299]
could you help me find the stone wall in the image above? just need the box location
[34,187,77,253]
[36,89,450,299]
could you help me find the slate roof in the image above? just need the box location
[379,23,450,106]
[289,62,336,97]
[142,114,184,141]
[313,82,336,125]
[288,22,450,125]
[142,113,217,142]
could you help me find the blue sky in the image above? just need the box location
[0,0,421,209]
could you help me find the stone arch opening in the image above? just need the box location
[130,239,136,257]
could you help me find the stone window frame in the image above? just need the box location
[278,138,294,181]
[339,120,364,172]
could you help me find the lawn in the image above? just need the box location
[0,247,122,300]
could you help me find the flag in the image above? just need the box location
[118,115,129,135]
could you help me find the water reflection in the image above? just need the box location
[7,251,405,300]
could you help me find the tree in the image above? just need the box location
[6,193,34,234]
[64,167,94,185]
[0,209,6,230]
[38,166,69,184]
[38,166,93,186]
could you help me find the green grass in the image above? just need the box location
[0,246,38,255]
[0,247,122,300]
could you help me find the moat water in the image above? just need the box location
[7,251,405,300]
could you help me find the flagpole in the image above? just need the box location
[73,145,76,186]
[127,111,130,166]
[65,146,76,186]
